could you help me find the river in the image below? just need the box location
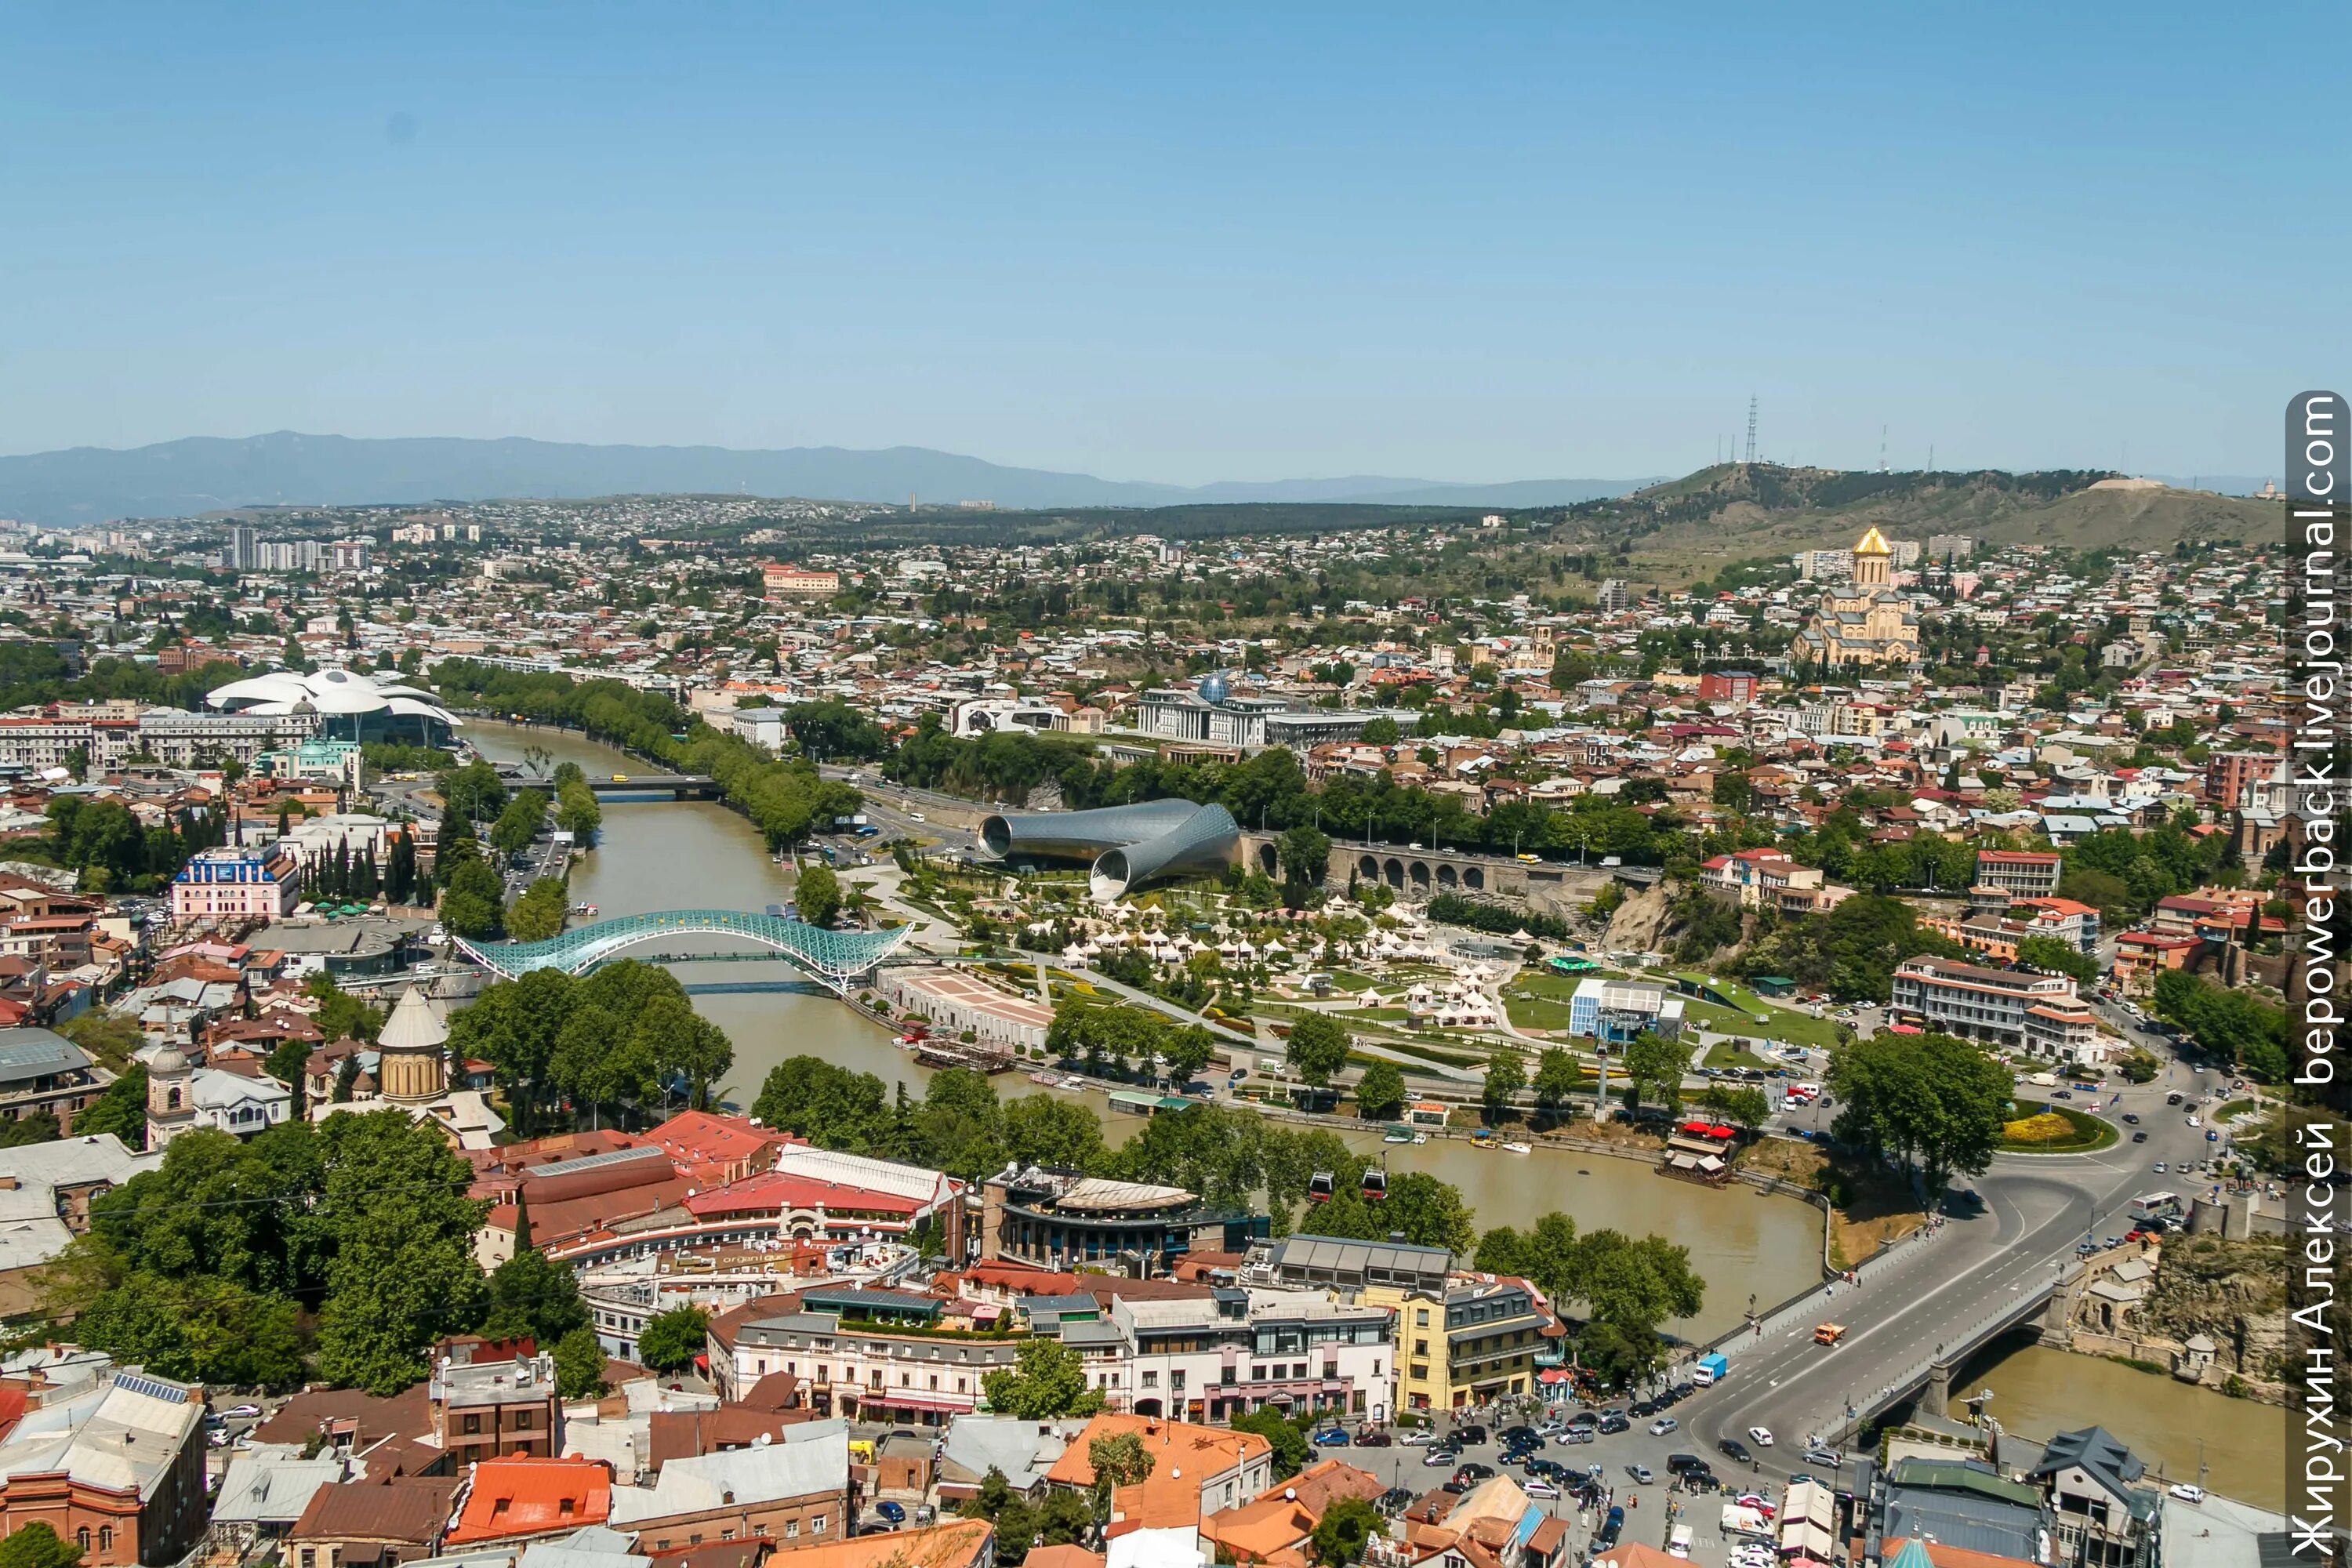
[465,722,1823,1338]
[1960,1338,2285,1512]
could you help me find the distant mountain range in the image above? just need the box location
[0,431,1650,524]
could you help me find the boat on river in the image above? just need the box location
[1503,1140,1534,1155]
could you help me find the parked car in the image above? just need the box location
[1312,1427,1352,1446]
[1803,1447,1844,1469]
[1453,1425,1488,1446]
[1525,1480,1560,1499]
[873,1502,906,1525]
[1356,1429,1393,1447]
[1627,1465,1654,1484]
[1401,1430,1439,1446]
[1452,1464,1495,1486]
[1599,1414,1632,1434]
[2170,1484,2205,1504]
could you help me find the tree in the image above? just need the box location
[1621,1031,1686,1112]
[1310,1171,1475,1253]
[751,1056,891,1151]
[2016,935,2096,984]
[982,1338,1105,1419]
[478,1246,591,1347]
[2116,1047,2161,1084]
[637,1306,710,1374]
[1088,1431,1155,1490]
[795,863,844,928]
[1481,1045,1524,1124]
[1354,1059,1406,1121]
[1312,1498,1386,1567]
[1697,1083,1770,1134]
[553,1327,608,1399]
[1229,1406,1312,1479]
[71,1068,147,1149]
[437,855,507,939]
[1359,717,1400,746]
[1284,1013,1351,1091]
[1530,1047,1583,1124]
[1156,1024,1218,1088]
[312,1110,493,1395]
[0,1523,82,1568]
[506,877,571,942]
[1276,824,1333,900]
[1829,1029,2011,1192]
[1002,1094,1108,1171]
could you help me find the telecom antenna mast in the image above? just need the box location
[1744,397,1759,464]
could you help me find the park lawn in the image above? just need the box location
[1667,982,1842,1050]
[1703,1038,1773,1071]
[1508,965,1628,1002]
[2210,1098,2261,1124]
[1342,1006,1409,1022]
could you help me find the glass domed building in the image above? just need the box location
[205,667,463,748]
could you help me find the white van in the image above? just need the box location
[1669,1526,1694,1559]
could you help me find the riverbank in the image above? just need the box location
[461,720,1831,1338]
[1961,1338,2285,1510]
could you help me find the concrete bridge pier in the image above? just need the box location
[1921,1359,1955,1418]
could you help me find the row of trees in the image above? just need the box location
[429,662,862,852]
[447,960,734,1134]
[42,797,227,895]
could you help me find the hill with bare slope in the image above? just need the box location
[1545,463,2278,557]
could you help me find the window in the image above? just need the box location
[76,1530,89,1553]
[1142,1370,1158,1388]
[786,1524,800,1541]
[515,1410,532,1429]
[98,1530,111,1554]
[814,1516,829,1535]
[464,1413,481,1435]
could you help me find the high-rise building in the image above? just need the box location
[1595,579,1629,613]
[227,524,258,571]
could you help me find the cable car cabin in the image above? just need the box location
[1362,1167,1388,1200]
[1307,1171,1336,1203]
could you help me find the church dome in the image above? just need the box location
[1854,525,1893,555]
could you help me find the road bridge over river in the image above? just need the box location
[1673,1055,2222,1471]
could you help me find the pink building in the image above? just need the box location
[169,844,300,923]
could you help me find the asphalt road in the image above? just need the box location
[1682,1051,2235,1475]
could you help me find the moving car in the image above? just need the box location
[1748,1426,1775,1446]
[1627,1465,1654,1484]
[1813,1323,1846,1345]
[1803,1446,1844,1469]
[1312,1427,1352,1446]
[1402,1430,1439,1446]
[1650,1417,1679,1436]
[1720,1438,1753,1465]
[2170,1484,2205,1504]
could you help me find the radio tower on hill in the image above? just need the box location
[1744,397,1759,465]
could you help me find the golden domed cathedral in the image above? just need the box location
[1798,526,1918,669]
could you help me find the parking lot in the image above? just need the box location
[1305,1390,1831,1566]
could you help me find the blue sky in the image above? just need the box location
[2,3,2340,483]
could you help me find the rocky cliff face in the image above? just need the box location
[2146,1235,2291,1381]
[1602,881,1678,955]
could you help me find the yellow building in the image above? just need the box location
[1396,1279,1552,1412]
[1798,526,1918,668]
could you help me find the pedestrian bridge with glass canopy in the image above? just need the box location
[452,909,913,991]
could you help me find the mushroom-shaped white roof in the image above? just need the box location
[205,667,461,728]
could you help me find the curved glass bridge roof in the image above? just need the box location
[453,909,912,989]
